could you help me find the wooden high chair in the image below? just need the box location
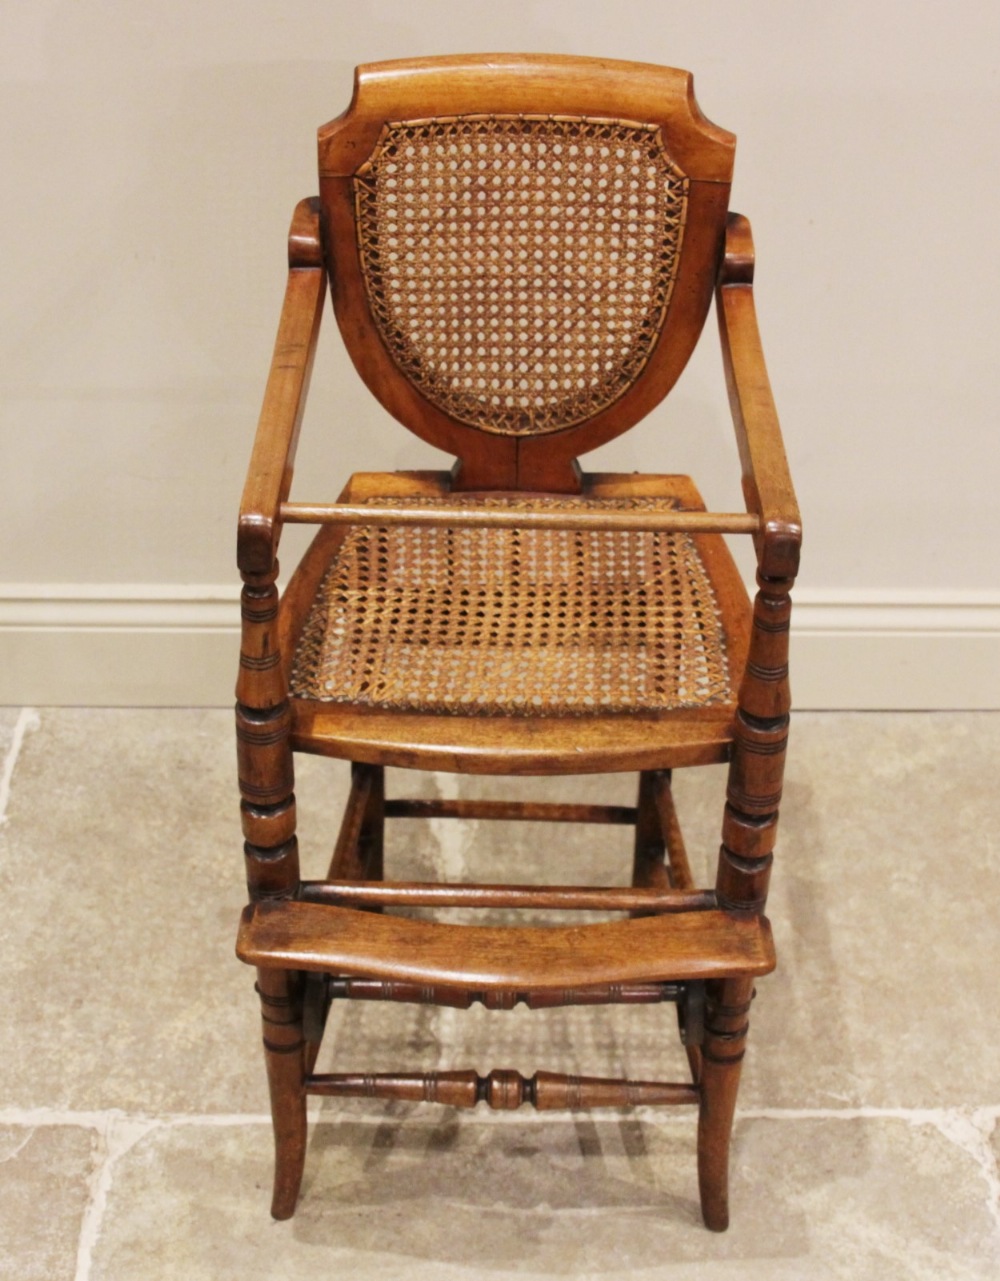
[235,54,800,1231]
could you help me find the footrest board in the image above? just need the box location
[236,900,775,989]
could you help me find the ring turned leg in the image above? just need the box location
[697,976,753,1231]
[237,567,306,1218]
[700,571,795,1230]
[256,967,308,1219]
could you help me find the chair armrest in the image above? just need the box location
[717,214,801,580]
[238,198,326,576]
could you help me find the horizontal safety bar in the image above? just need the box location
[279,501,760,535]
[298,880,717,913]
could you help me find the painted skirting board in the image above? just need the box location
[1,585,998,709]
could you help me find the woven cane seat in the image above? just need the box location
[288,481,740,722]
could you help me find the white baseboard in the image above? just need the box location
[1,584,998,709]
[0,585,240,708]
[787,590,1000,710]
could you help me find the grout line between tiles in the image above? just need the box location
[74,1114,158,1281]
[929,1108,1000,1230]
[2,1101,997,1268]
[0,707,39,825]
[5,1102,999,1132]
[0,1107,273,1128]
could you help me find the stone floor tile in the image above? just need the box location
[0,709,292,1114]
[737,713,1000,1109]
[0,1123,97,1281]
[89,1114,1000,1280]
[722,1114,1000,1280]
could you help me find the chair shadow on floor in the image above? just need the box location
[295,1111,703,1267]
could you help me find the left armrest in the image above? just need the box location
[717,213,802,581]
[238,197,326,577]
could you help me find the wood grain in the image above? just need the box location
[717,213,801,580]
[235,55,800,1232]
[297,880,717,913]
[237,899,776,988]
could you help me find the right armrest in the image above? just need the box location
[238,197,326,577]
[717,213,801,581]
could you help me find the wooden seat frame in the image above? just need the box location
[235,54,800,1232]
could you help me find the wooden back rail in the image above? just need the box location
[298,880,716,913]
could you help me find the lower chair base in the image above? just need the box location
[241,770,769,1231]
[259,1044,739,1229]
[250,962,756,1230]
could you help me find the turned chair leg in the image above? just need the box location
[631,769,669,892]
[358,761,385,882]
[237,569,308,1219]
[696,975,754,1231]
[256,967,308,1219]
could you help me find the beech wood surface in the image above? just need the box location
[319,56,734,179]
[291,706,741,775]
[305,1069,699,1110]
[653,770,696,892]
[238,199,325,576]
[297,880,717,913]
[324,978,681,1008]
[235,54,800,1232]
[279,501,760,534]
[717,214,801,580]
[325,763,373,881]
[237,899,776,988]
[383,799,637,824]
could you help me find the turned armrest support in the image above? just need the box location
[717,214,801,580]
[238,198,326,577]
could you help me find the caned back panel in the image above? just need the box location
[318,56,735,488]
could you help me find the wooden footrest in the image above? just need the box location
[236,899,775,989]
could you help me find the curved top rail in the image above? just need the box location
[319,53,734,181]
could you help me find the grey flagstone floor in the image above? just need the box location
[1,708,998,1279]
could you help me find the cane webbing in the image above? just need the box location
[289,496,731,716]
[354,115,688,436]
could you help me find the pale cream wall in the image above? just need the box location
[2,2,999,704]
